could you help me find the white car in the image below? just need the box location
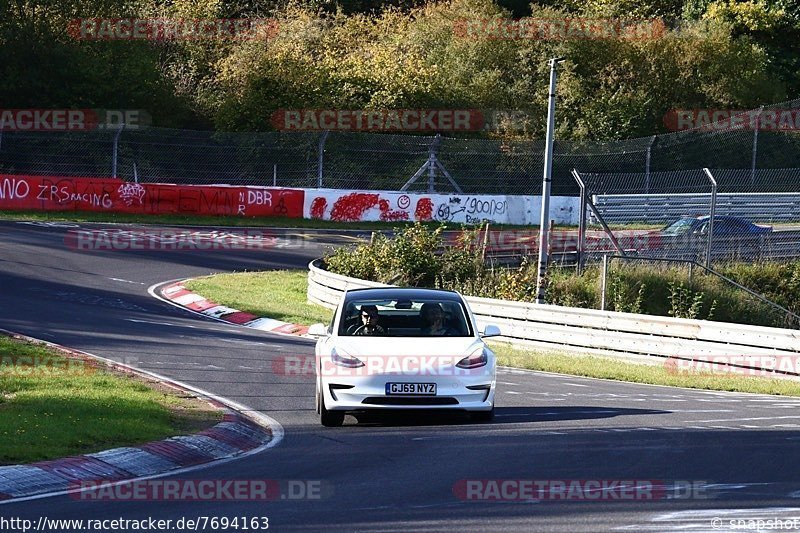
[308,287,500,427]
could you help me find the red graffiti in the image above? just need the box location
[310,197,327,219]
[329,193,379,221]
[415,197,433,221]
[375,198,408,221]
[380,210,409,221]
[0,175,305,218]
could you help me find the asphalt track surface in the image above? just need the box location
[1,220,800,532]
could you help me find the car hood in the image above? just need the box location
[332,336,485,357]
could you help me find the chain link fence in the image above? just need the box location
[2,97,800,198]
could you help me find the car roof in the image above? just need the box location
[343,287,464,303]
[693,215,746,222]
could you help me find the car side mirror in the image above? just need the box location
[308,323,328,337]
[481,325,501,338]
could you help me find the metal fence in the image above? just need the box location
[2,97,800,196]
[569,166,800,267]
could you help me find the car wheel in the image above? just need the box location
[471,407,495,423]
[320,393,345,427]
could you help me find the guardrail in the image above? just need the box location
[592,192,800,224]
[308,259,800,375]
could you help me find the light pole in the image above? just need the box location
[535,57,565,305]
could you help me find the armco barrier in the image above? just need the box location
[593,192,800,224]
[307,259,800,373]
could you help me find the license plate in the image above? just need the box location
[385,382,437,395]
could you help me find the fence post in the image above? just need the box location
[750,106,763,187]
[111,123,125,179]
[600,254,609,310]
[317,131,329,188]
[702,168,718,269]
[645,135,656,193]
[574,168,587,275]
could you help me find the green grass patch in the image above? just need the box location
[185,270,334,325]
[491,342,800,396]
[0,335,222,464]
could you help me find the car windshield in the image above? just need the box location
[339,298,473,337]
[661,218,697,235]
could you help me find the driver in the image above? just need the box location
[353,304,386,336]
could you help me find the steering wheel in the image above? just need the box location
[351,324,385,336]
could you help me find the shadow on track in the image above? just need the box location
[348,406,669,427]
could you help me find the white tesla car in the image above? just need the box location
[308,287,500,427]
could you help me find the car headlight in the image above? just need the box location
[456,347,489,369]
[331,347,364,368]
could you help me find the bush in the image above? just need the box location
[322,224,800,329]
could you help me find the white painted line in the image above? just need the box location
[697,415,800,423]
[125,318,197,328]
[109,277,145,285]
[648,398,687,402]
[669,409,734,413]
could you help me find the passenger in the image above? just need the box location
[420,302,455,336]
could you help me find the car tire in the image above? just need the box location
[471,407,494,423]
[320,393,345,427]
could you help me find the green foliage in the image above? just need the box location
[668,280,706,319]
[324,224,800,329]
[2,0,797,135]
[608,271,646,314]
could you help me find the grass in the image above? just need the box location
[491,342,800,397]
[0,335,222,464]
[185,270,334,325]
[186,269,800,397]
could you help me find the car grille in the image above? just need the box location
[362,397,459,406]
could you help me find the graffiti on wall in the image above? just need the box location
[0,175,305,218]
[306,190,520,224]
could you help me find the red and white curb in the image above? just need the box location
[158,280,309,336]
[0,330,284,504]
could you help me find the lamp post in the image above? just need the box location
[535,57,565,305]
